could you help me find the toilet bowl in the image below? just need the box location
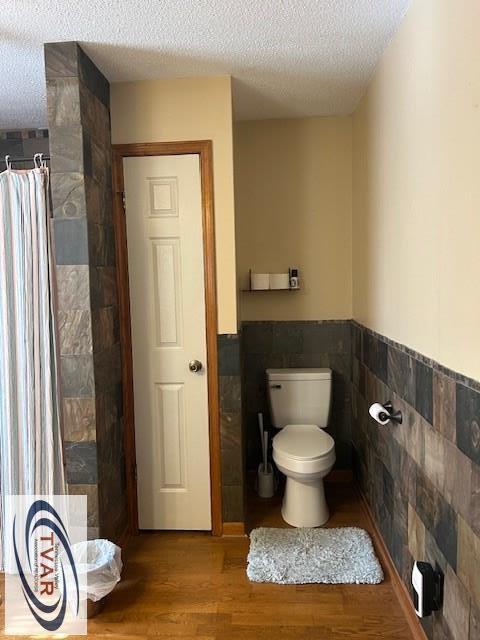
[273,424,335,527]
[267,368,335,527]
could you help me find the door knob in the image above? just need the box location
[189,359,203,372]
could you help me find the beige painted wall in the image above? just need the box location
[235,117,352,321]
[110,76,237,334]
[353,0,480,380]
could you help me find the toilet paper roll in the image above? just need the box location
[270,273,290,290]
[369,402,390,425]
[251,273,270,290]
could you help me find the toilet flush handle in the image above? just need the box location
[270,384,282,389]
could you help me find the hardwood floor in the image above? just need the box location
[1,483,414,639]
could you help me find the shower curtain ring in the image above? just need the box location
[33,153,41,169]
[4,155,12,170]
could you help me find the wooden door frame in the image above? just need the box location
[112,140,223,537]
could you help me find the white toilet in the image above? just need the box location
[267,368,335,527]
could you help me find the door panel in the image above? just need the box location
[123,154,211,530]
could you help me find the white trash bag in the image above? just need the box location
[70,539,123,602]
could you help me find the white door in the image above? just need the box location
[123,154,211,530]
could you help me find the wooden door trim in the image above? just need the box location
[112,140,223,537]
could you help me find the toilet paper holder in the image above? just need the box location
[382,401,403,424]
[369,400,403,425]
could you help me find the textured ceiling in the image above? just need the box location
[0,0,410,128]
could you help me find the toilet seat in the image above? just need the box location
[273,424,334,460]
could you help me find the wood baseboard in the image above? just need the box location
[222,521,246,536]
[326,469,354,483]
[357,488,427,640]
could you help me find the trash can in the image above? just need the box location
[69,539,123,618]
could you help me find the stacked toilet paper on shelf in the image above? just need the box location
[250,273,290,290]
[250,273,270,290]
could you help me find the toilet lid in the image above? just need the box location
[273,424,334,460]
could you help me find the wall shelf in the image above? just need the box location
[241,288,300,292]
[244,269,300,292]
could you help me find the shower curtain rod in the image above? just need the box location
[5,155,51,163]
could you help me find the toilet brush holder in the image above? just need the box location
[257,462,275,498]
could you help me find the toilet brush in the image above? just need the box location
[257,420,274,498]
[263,430,268,473]
[258,412,265,468]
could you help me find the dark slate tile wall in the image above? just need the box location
[45,42,127,543]
[241,320,352,471]
[0,129,49,170]
[218,334,245,522]
[352,321,480,640]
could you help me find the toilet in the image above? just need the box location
[267,368,335,527]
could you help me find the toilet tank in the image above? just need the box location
[266,368,332,429]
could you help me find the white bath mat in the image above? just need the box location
[247,527,383,585]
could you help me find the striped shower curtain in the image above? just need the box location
[0,167,65,570]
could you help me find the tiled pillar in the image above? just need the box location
[45,42,127,541]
